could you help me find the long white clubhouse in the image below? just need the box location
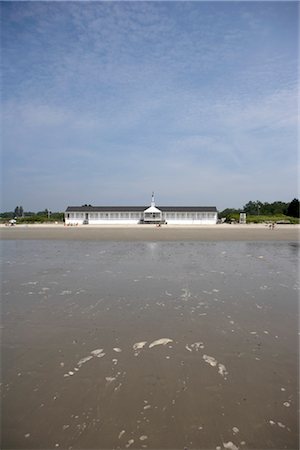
[65,194,218,225]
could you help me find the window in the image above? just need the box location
[167,213,175,219]
[187,213,195,219]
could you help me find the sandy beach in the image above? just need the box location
[1,223,299,450]
[1,239,299,449]
[0,223,299,241]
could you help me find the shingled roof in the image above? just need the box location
[66,206,217,212]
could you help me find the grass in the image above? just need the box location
[227,214,299,224]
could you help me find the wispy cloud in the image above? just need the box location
[1,1,298,211]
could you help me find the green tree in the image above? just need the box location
[219,208,241,222]
[37,209,48,216]
[243,201,263,215]
[287,198,299,218]
[268,201,288,215]
[258,201,288,215]
[0,211,14,219]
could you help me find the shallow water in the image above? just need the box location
[1,240,299,449]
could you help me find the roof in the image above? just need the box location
[66,206,146,212]
[160,206,217,212]
[144,205,162,214]
[66,206,218,212]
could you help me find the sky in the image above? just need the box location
[1,1,299,212]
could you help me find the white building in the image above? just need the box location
[65,194,218,225]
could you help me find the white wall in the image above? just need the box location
[65,211,218,225]
[88,219,139,225]
[65,218,84,225]
[163,212,217,225]
[64,211,142,225]
[165,219,217,225]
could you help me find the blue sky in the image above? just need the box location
[1,1,298,211]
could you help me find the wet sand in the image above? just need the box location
[1,223,299,241]
[1,240,299,449]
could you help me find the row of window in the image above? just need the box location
[165,212,216,219]
[67,212,216,219]
[67,212,141,219]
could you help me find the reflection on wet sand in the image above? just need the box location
[1,241,299,449]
